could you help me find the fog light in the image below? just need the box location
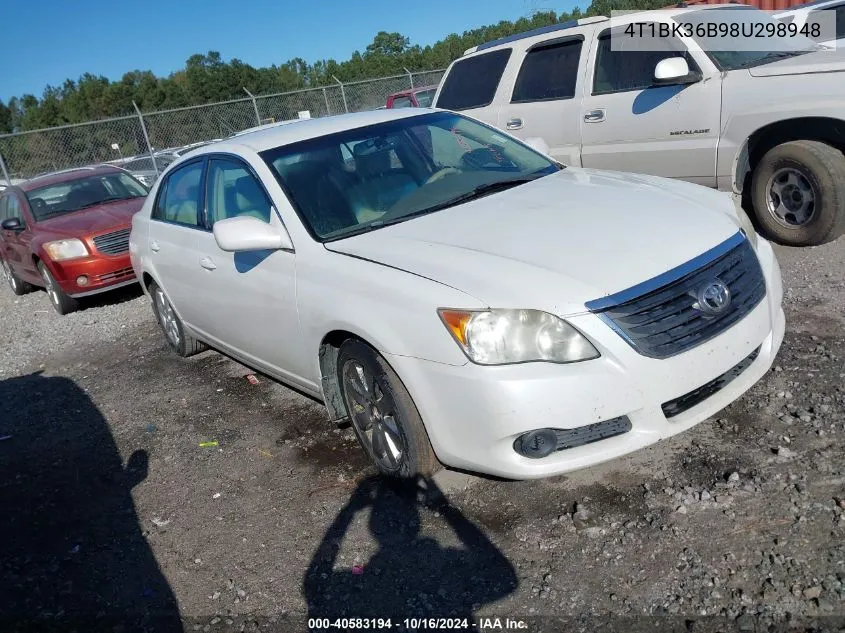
[76,275,89,287]
[514,428,558,459]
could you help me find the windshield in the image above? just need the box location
[682,7,817,70]
[261,111,560,240]
[25,172,147,221]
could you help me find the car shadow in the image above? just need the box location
[0,372,182,632]
[303,475,517,629]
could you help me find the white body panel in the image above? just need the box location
[130,109,784,480]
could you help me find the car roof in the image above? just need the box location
[389,85,440,98]
[20,165,123,192]
[192,109,431,154]
[777,0,842,11]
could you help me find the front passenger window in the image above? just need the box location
[593,27,693,95]
[153,161,203,226]
[205,159,272,227]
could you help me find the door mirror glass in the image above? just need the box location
[653,57,701,86]
[1,217,23,231]
[212,215,293,252]
[524,137,550,155]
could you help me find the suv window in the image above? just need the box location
[435,49,512,110]
[153,161,203,226]
[392,96,413,109]
[6,196,23,221]
[593,27,693,95]
[414,89,436,108]
[808,4,845,40]
[512,38,583,103]
[206,158,272,227]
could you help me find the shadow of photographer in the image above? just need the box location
[304,475,517,629]
[0,372,182,632]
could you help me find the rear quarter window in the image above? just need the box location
[435,48,513,111]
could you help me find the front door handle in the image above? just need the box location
[584,109,606,123]
[199,256,217,271]
[150,241,161,252]
[506,118,524,130]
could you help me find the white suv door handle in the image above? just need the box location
[506,118,524,130]
[150,241,161,252]
[584,109,606,123]
[199,256,217,271]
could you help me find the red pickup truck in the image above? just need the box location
[384,85,439,109]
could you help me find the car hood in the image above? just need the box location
[747,48,845,77]
[36,198,145,236]
[326,168,741,315]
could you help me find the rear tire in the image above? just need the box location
[1,257,33,296]
[149,280,206,357]
[337,339,439,478]
[37,262,78,315]
[751,140,845,246]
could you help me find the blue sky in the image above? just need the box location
[0,0,580,103]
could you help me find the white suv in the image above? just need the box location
[129,109,784,480]
[433,7,845,247]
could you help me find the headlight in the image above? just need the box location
[438,308,600,365]
[43,238,89,261]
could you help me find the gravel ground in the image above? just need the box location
[0,239,843,633]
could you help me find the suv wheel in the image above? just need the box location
[751,140,845,246]
[337,339,439,478]
[149,280,206,357]
[37,262,78,315]
[2,258,32,296]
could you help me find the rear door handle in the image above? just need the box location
[150,241,160,252]
[199,256,217,271]
[584,109,606,123]
[506,118,524,130]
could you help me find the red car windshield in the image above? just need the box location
[25,173,147,221]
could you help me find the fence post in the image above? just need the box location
[243,88,261,125]
[322,88,331,116]
[332,76,349,113]
[404,67,414,90]
[0,151,11,185]
[133,101,159,179]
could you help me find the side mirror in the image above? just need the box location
[653,57,702,86]
[524,137,550,155]
[213,215,293,253]
[1,217,23,231]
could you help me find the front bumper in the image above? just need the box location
[387,239,785,480]
[48,252,138,297]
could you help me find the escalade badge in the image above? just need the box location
[694,279,731,316]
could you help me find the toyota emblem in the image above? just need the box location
[694,279,731,316]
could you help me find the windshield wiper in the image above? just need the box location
[74,196,138,210]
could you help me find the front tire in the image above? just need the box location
[37,262,78,315]
[2,257,33,296]
[149,281,206,357]
[337,339,439,478]
[751,140,845,246]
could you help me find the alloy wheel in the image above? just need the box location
[765,167,817,228]
[154,287,181,347]
[40,267,60,308]
[341,360,406,472]
[2,259,18,293]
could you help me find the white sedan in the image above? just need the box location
[129,109,785,480]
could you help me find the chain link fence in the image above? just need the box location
[0,70,445,182]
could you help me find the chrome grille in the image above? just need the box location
[586,233,766,359]
[93,228,131,255]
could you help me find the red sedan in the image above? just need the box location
[0,165,148,314]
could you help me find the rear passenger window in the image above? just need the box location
[593,27,694,95]
[391,96,413,108]
[206,158,272,227]
[512,38,583,103]
[152,161,203,226]
[435,49,512,111]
